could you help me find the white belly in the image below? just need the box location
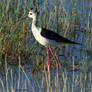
[32,25,56,46]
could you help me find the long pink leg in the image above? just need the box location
[49,47,59,72]
[46,47,51,76]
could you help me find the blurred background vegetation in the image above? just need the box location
[0,0,92,92]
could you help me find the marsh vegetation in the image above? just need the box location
[0,0,92,92]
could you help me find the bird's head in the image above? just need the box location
[28,10,36,20]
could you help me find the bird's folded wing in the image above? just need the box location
[41,28,79,44]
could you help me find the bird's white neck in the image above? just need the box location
[32,15,36,25]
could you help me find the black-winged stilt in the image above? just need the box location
[28,10,79,76]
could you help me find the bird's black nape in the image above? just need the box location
[30,8,39,15]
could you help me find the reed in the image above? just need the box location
[0,0,92,92]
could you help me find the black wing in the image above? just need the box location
[41,28,79,44]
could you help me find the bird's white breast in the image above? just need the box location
[32,24,52,46]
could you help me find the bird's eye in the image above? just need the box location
[30,13,32,15]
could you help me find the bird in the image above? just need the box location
[28,10,80,76]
